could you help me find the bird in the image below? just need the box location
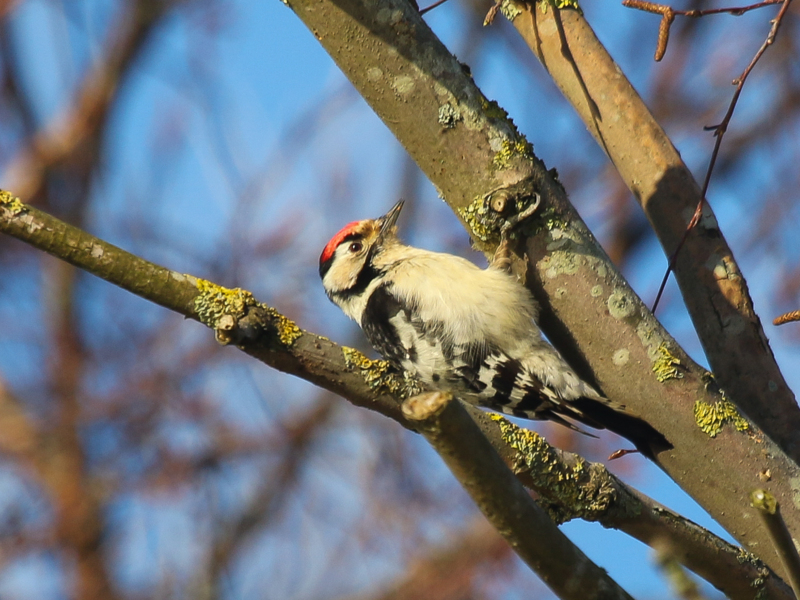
[319,200,670,458]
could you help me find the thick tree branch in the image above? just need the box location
[503,2,800,457]
[283,0,800,580]
[0,191,791,598]
[403,391,635,600]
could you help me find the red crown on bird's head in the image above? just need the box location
[320,221,361,267]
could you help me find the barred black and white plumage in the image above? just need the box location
[319,201,670,458]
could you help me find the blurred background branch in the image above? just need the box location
[1,0,799,599]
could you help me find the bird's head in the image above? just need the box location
[319,200,404,300]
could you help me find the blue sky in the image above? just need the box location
[2,0,799,598]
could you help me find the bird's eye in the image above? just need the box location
[349,241,363,253]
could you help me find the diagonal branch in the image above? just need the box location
[0,191,792,598]
[403,391,635,600]
[502,1,800,458]
[283,0,800,580]
[649,0,792,313]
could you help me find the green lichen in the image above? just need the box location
[195,279,256,328]
[492,138,535,171]
[694,397,750,438]
[480,96,511,121]
[554,0,580,9]
[539,0,582,12]
[499,0,523,21]
[527,206,569,237]
[458,195,504,245]
[607,290,636,320]
[437,103,461,129]
[541,250,582,280]
[653,342,683,382]
[752,586,768,600]
[342,346,419,399]
[490,414,618,523]
[0,190,26,217]
[265,306,302,346]
[194,279,302,347]
[458,187,540,249]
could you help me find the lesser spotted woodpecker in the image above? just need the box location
[319,200,670,458]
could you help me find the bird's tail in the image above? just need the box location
[566,398,672,460]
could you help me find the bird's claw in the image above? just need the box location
[492,193,541,272]
[499,193,541,237]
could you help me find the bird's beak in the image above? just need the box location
[377,200,404,239]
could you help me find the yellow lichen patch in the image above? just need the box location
[653,342,683,382]
[528,206,569,238]
[0,190,26,217]
[194,279,256,329]
[499,0,523,21]
[457,196,503,245]
[554,0,580,9]
[539,0,581,12]
[750,489,777,514]
[734,546,769,593]
[492,138,534,171]
[194,279,303,348]
[342,347,419,398]
[264,306,302,346]
[489,414,615,522]
[694,397,750,438]
[480,96,511,121]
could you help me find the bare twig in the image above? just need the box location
[207,399,336,592]
[624,0,783,19]
[774,310,800,326]
[624,0,784,60]
[650,0,792,312]
[1,0,172,201]
[358,519,511,600]
[419,0,451,15]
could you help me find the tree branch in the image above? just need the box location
[283,0,800,580]
[0,191,791,597]
[403,391,635,600]
[502,1,800,457]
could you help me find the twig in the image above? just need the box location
[624,0,783,19]
[649,0,792,313]
[403,392,636,600]
[751,489,800,599]
[419,0,451,15]
[774,310,800,326]
[624,0,783,59]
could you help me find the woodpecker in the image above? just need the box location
[319,200,670,458]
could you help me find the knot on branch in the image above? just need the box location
[458,176,543,251]
[193,279,302,348]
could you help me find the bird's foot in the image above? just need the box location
[492,193,541,273]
